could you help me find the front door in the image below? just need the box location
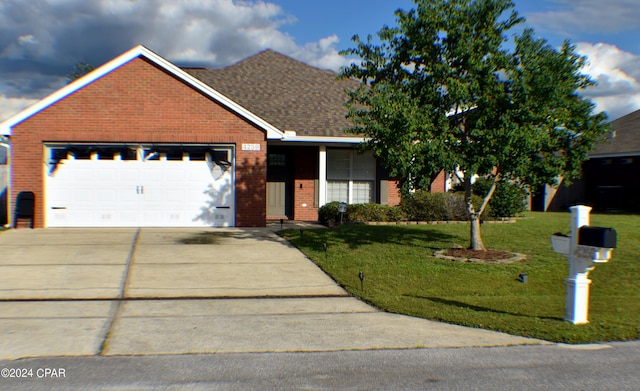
[266,149,292,218]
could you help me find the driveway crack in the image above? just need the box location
[98,228,140,355]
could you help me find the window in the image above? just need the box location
[0,145,7,165]
[327,181,348,203]
[326,149,376,204]
[268,154,287,167]
[352,181,373,204]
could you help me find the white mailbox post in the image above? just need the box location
[551,205,615,325]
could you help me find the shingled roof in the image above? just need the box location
[591,108,640,157]
[183,50,360,138]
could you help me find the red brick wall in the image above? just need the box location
[383,173,444,207]
[10,57,267,227]
[386,179,402,206]
[430,171,447,193]
[293,146,318,220]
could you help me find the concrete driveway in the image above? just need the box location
[0,227,545,360]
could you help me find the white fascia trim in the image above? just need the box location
[280,135,367,144]
[589,152,640,159]
[0,45,285,140]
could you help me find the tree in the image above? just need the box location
[67,62,95,82]
[339,0,609,250]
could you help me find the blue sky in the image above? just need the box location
[1,0,639,121]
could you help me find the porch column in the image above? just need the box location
[319,145,327,207]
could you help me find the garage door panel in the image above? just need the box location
[118,210,140,226]
[46,146,235,227]
[71,190,96,208]
[96,189,118,203]
[165,189,185,203]
[95,210,117,225]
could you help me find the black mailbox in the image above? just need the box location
[578,226,617,249]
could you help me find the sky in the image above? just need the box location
[1,0,639,122]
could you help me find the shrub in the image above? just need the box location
[319,193,492,225]
[318,201,341,227]
[386,205,406,222]
[402,191,448,221]
[401,190,489,221]
[318,202,406,226]
[348,203,389,223]
[472,178,527,218]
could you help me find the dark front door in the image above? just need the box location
[267,148,293,218]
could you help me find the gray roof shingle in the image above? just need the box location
[183,50,360,138]
[591,109,640,157]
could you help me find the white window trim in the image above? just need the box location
[319,146,327,206]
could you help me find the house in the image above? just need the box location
[536,108,640,212]
[0,45,449,228]
[581,108,640,211]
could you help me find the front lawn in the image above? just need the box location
[282,212,640,343]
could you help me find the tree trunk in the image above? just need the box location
[463,173,488,251]
[469,215,486,251]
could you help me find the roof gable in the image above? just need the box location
[184,50,361,139]
[591,108,640,157]
[0,45,285,139]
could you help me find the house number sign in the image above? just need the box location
[241,143,261,151]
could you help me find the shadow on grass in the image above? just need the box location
[290,224,461,250]
[405,295,564,322]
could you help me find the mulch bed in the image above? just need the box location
[445,248,513,260]
[434,248,527,264]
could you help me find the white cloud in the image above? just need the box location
[0,0,350,121]
[577,42,640,120]
[0,95,38,122]
[292,35,355,71]
[527,0,640,36]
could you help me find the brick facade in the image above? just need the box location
[385,179,402,206]
[292,146,318,221]
[430,171,447,193]
[10,57,267,227]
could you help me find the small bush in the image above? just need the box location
[473,178,527,218]
[318,201,341,226]
[401,190,488,221]
[319,192,493,225]
[319,202,406,226]
[402,191,446,221]
[348,203,389,223]
[386,205,406,222]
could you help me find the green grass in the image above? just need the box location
[282,212,640,343]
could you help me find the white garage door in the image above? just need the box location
[45,145,234,227]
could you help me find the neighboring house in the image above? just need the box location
[0,45,448,228]
[537,108,640,212]
[582,108,640,211]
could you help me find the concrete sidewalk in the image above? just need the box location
[0,228,546,360]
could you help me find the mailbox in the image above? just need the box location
[556,205,615,325]
[578,226,617,249]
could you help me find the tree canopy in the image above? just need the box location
[67,62,96,82]
[339,0,609,250]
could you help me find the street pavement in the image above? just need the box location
[0,226,545,360]
[3,342,639,390]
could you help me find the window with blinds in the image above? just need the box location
[326,149,375,204]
